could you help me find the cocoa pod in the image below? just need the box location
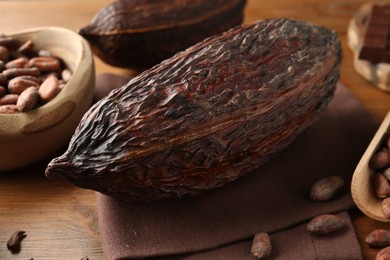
[310,175,345,201]
[251,232,272,259]
[366,229,390,248]
[79,0,247,70]
[306,214,345,235]
[46,18,342,202]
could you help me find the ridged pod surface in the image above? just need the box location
[46,18,342,202]
[79,0,247,70]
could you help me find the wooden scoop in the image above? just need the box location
[351,111,390,222]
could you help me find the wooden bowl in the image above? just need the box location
[351,111,390,222]
[0,27,95,172]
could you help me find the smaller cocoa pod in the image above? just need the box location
[17,86,39,112]
[251,232,271,259]
[310,176,344,201]
[306,214,345,235]
[373,172,390,198]
[381,197,390,219]
[370,149,390,170]
[0,94,18,105]
[366,229,390,248]
[38,74,60,103]
[79,0,247,70]
[376,246,390,260]
[8,77,39,94]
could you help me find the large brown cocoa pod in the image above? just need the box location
[79,0,247,70]
[46,18,342,202]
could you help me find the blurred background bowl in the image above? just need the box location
[0,26,95,172]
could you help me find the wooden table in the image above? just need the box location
[0,1,389,259]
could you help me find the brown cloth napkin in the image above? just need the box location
[95,75,378,260]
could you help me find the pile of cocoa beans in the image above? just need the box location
[0,35,72,114]
[369,134,390,219]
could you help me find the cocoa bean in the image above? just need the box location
[17,39,34,54]
[0,86,6,96]
[5,57,28,69]
[0,36,20,50]
[370,149,390,170]
[0,94,18,105]
[61,68,72,83]
[365,229,390,247]
[8,77,39,94]
[376,246,390,260]
[381,197,390,219]
[306,214,345,235]
[310,175,345,201]
[38,49,52,57]
[251,232,271,259]
[373,172,390,198]
[384,168,390,181]
[0,73,7,85]
[28,56,61,72]
[38,74,60,103]
[7,230,26,253]
[0,104,19,114]
[0,37,70,113]
[3,67,40,79]
[17,87,39,112]
[0,45,9,62]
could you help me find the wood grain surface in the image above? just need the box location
[0,1,389,259]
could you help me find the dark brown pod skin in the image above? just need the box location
[79,0,247,70]
[46,18,342,202]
